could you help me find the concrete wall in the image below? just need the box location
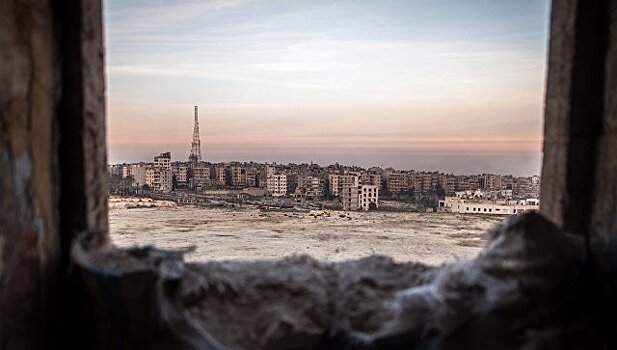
[541,0,617,242]
[2,0,617,349]
[0,1,61,347]
[0,0,108,347]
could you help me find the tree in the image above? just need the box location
[172,174,178,190]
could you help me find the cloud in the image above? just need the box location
[104,0,548,163]
[106,0,256,35]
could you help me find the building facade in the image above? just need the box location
[267,174,287,197]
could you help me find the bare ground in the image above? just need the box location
[109,206,504,265]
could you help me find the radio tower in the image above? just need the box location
[189,105,202,163]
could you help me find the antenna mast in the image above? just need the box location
[189,105,202,163]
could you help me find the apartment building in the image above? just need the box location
[444,176,456,195]
[303,176,324,199]
[130,165,147,187]
[121,164,132,178]
[154,152,171,170]
[246,167,258,187]
[286,174,298,195]
[328,174,359,196]
[267,174,287,197]
[214,165,227,186]
[386,171,407,193]
[230,166,247,187]
[360,172,381,188]
[341,186,359,210]
[145,167,157,188]
[192,164,210,188]
[108,164,123,177]
[266,164,276,178]
[159,169,173,192]
[359,185,379,211]
[341,184,379,211]
[121,164,147,187]
[172,164,188,186]
[483,174,502,191]
[144,167,172,192]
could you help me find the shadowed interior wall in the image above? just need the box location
[0,1,60,347]
[2,0,617,348]
[0,0,108,348]
[541,0,617,242]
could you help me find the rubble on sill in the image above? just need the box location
[72,212,614,349]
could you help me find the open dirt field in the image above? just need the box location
[109,206,504,265]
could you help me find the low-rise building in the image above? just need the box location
[439,195,539,215]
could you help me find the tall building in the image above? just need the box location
[231,166,247,187]
[386,171,407,193]
[214,165,227,186]
[172,164,188,187]
[267,174,287,197]
[130,165,147,187]
[358,185,379,211]
[341,186,359,210]
[154,152,171,170]
[189,105,202,163]
[192,163,210,188]
[328,174,359,196]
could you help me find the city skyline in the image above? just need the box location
[104,0,550,176]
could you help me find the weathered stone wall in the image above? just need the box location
[541,0,617,241]
[2,0,617,349]
[0,0,109,348]
[0,1,61,347]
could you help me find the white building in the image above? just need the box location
[359,185,379,211]
[267,174,287,197]
[439,196,539,215]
